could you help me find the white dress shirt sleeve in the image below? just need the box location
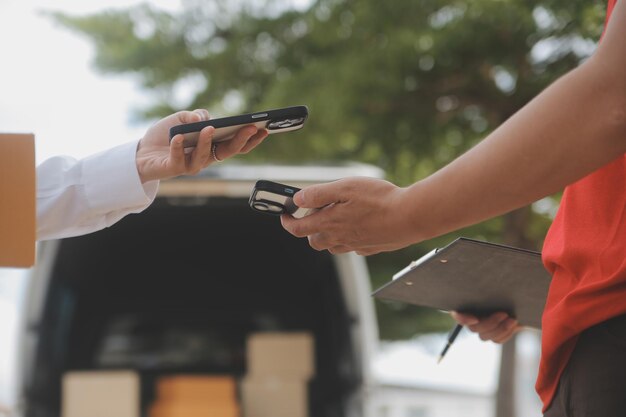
[36,140,159,241]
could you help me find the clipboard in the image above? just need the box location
[372,237,551,329]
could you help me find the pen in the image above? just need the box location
[437,323,463,364]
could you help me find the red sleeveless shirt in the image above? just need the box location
[538,0,624,411]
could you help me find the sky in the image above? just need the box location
[0,0,183,164]
[0,0,542,414]
[0,0,313,164]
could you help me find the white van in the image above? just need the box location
[17,163,384,417]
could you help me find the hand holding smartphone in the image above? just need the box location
[249,180,316,219]
[169,105,308,148]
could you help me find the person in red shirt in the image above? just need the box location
[281,0,625,415]
[455,2,625,415]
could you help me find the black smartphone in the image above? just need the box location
[169,105,308,148]
[249,180,315,219]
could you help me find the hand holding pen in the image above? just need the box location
[446,311,521,354]
[439,311,520,363]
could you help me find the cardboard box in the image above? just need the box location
[150,375,239,417]
[62,370,140,417]
[150,403,239,417]
[0,133,35,267]
[241,376,308,417]
[156,375,236,402]
[246,332,314,378]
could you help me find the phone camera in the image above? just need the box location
[266,117,306,130]
[253,201,283,213]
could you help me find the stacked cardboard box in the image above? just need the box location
[62,371,140,417]
[150,375,239,417]
[241,332,315,417]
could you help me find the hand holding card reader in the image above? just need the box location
[249,180,315,219]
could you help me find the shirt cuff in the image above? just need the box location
[82,140,159,214]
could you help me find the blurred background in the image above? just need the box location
[0,0,607,416]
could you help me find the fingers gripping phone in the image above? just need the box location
[169,105,308,148]
[249,180,315,219]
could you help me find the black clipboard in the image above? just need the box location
[372,238,552,329]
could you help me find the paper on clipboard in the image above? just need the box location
[373,238,552,329]
[0,133,36,267]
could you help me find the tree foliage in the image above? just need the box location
[52,0,605,340]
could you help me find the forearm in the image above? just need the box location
[37,141,158,241]
[281,3,625,255]
[403,25,626,240]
